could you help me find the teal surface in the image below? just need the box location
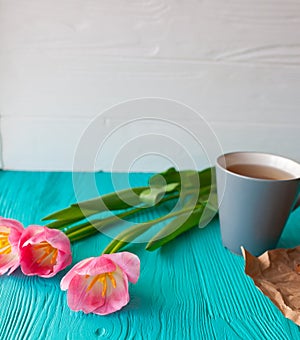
[0,171,300,340]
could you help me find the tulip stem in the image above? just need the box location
[102,201,205,254]
[42,167,217,252]
[67,193,180,243]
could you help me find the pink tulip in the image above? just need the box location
[0,217,24,275]
[19,225,72,278]
[60,252,140,315]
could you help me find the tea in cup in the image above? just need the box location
[216,152,300,255]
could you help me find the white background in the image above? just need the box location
[0,0,299,171]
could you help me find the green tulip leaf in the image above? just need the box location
[41,166,217,254]
[146,207,204,251]
[42,187,148,222]
[139,182,179,206]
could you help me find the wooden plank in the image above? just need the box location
[1,0,300,63]
[1,0,300,170]
[1,116,299,171]
[1,57,300,124]
[0,171,299,339]
[1,0,300,123]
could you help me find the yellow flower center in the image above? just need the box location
[86,272,117,297]
[0,230,11,255]
[32,241,58,266]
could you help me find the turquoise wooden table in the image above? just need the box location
[1,171,300,340]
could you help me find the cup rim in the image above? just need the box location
[217,151,300,181]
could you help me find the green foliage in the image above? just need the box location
[42,167,217,253]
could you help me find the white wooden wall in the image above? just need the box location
[0,0,299,171]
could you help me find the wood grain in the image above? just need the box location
[0,1,300,170]
[1,116,299,171]
[0,171,300,339]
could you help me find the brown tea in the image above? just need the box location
[227,164,294,180]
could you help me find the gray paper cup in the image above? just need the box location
[216,152,300,256]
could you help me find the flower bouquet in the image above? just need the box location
[0,167,217,315]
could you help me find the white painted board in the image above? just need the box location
[0,0,299,171]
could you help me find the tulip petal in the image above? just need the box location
[0,217,24,233]
[67,274,106,314]
[60,252,140,315]
[60,257,93,290]
[104,252,140,283]
[93,267,129,315]
[19,225,72,277]
[60,257,117,290]
[74,257,116,276]
[0,218,24,275]
[0,254,19,275]
[28,225,71,252]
